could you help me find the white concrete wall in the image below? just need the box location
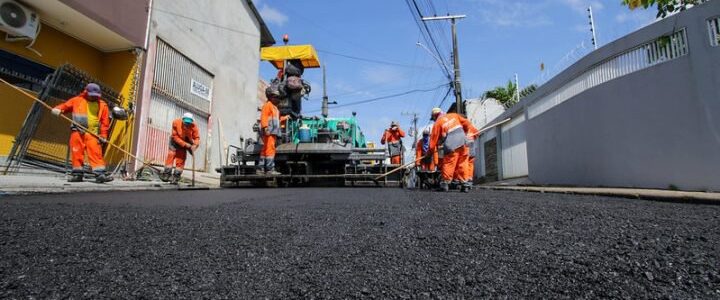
[137,0,263,172]
[465,98,506,129]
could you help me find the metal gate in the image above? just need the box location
[4,64,124,174]
[500,114,528,179]
[142,39,213,171]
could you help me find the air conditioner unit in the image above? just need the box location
[0,0,39,39]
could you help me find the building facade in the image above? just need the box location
[476,1,720,191]
[134,0,274,172]
[0,0,149,168]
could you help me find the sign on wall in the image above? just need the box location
[191,79,212,101]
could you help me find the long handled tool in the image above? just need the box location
[373,117,513,181]
[177,150,210,190]
[0,77,161,174]
[191,151,195,187]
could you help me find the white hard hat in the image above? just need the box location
[182,112,194,123]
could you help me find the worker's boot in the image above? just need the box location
[437,181,450,192]
[160,168,172,182]
[265,158,280,175]
[460,181,471,193]
[67,170,84,182]
[171,170,183,184]
[95,172,114,184]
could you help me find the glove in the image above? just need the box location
[185,142,194,149]
[51,108,61,116]
[191,144,199,152]
[98,137,108,144]
[263,127,270,135]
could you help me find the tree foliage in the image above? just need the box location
[623,0,707,18]
[482,80,538,108]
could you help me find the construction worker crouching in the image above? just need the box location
[427,107,478,193]
[258,87,288,175]
[51,83,113,183]
[381,121,405,165]
[162,112,200,183]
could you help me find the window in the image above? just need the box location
[709,16,720,47]
[0,49,53,92]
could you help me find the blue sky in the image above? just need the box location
[255,0,656,145]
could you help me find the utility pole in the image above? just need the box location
[322,64,329,118]
[422,14,466,116]
[587,6,598,50]
[402,112,419,149]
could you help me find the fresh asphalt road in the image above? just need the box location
[1,188,719,299]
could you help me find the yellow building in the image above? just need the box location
[0,0,149,170]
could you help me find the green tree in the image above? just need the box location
[482,81,538,108]
[623,0,707,18]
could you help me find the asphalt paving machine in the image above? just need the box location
[218,43,403,187]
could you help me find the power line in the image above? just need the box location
[404,0,453,81]
[307,83,449,113]
[153,8,260,38]
[316,49,433,70]
[307,79,448,102]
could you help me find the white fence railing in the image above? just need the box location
[528,29,689,119]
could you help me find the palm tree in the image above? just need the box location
[482,81,538,108]
[483,80,516,108]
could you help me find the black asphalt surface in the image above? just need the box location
[1,188,719,299]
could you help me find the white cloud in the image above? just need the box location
[474,0,553,27]
[259,4,288,27]
[559,0,604,14]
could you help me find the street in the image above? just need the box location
[1,188,719,298]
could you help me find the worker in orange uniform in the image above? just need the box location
[258,87,288,175]
[454,127,480,189]
[51,83,112,183]
[415,126,438,171]
[161,112,200,183]
[381,121,405,164]
[428,107,477,192]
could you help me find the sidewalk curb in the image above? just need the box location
[478,186,720,205]
[0,183,215,196]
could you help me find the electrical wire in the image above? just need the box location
[404,0,452,80]
[153,8,260,37]
[316,49,433,70]
[306,83,449,113]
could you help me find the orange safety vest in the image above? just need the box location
[54,91,110,138]
[429,113,477,153]
[260,101,281,136]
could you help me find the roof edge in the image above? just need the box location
[246,0,276,47]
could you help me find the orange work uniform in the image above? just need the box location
[381,127,405,164]
[165,118,200,170]
[429,113,477,183]
[454,129,480,182]
[415,138,438,171]
[53,91,110,174]
[260,100,282,159]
